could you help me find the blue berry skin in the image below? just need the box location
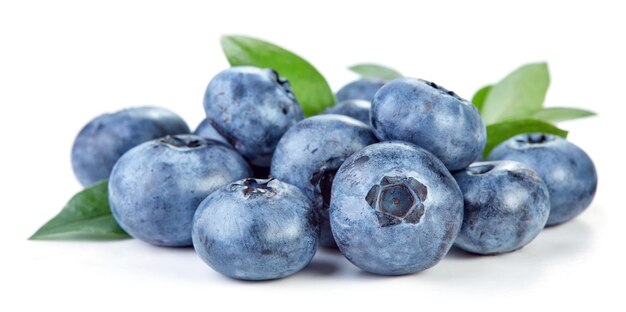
[109,134,251,247]
[193,119,230,146]
[322,100,371,124]
[271,115,378,248]
[336,79,386,102]
[488,134,598,226]
[330,141,464,275]
[453,161,550,255]
[71,106,190,186]
[370,78,486,171]
[192,178,318,281]
[203,66,304,167]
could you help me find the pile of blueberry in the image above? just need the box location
[72,66,597,280]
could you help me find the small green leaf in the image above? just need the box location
[483,118,568,157]
[220,35,334,116]
[531,107,596,123]
[348,63,402,81]
[471,85,492,112]
[481,63,550,124]
[30,181,129,240]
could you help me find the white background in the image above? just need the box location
[1,0,624,311]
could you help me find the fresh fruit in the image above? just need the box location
[453,161,550,254]
[108,134,251,246]
[488,133,597,226]
[203,66,304,167]
[192,178,318,280]
[71,106,189,186]
[370,78,486,171]
[329,141,464,275]
[271,114,377,247]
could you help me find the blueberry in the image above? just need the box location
[336,78,386,102]
[322,99,371,124]
[370,78,486,171]
[203,66,304,167]
[271,115,378,248]
[453,161,550,255]
[488,134,597,226]
[329,141,464,275]
[108,134,251,247]
[193,119,230,146]
[71,106,189,186]
[192,178,318,281]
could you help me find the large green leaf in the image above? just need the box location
[481,63,550,124]
[471,85,492,112]
[531,107,596,123]
[221,35,334,116]
[30,181,129,240]
[348,63,402,81]
[483,118,568,157]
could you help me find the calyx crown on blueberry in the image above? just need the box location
[159,135,217,149]
[234,178,276,196]
[423,79,466,102]
[514,133,556,146]
[270,69,297,102]
[366,176,428,227]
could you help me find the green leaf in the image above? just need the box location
[481,63,550,124]
[530,107,596,123]
[471,85,492,112]
[220,35,334,116]
[483,118,568,157]
[30,181,129,240]
[348,63,402,81]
